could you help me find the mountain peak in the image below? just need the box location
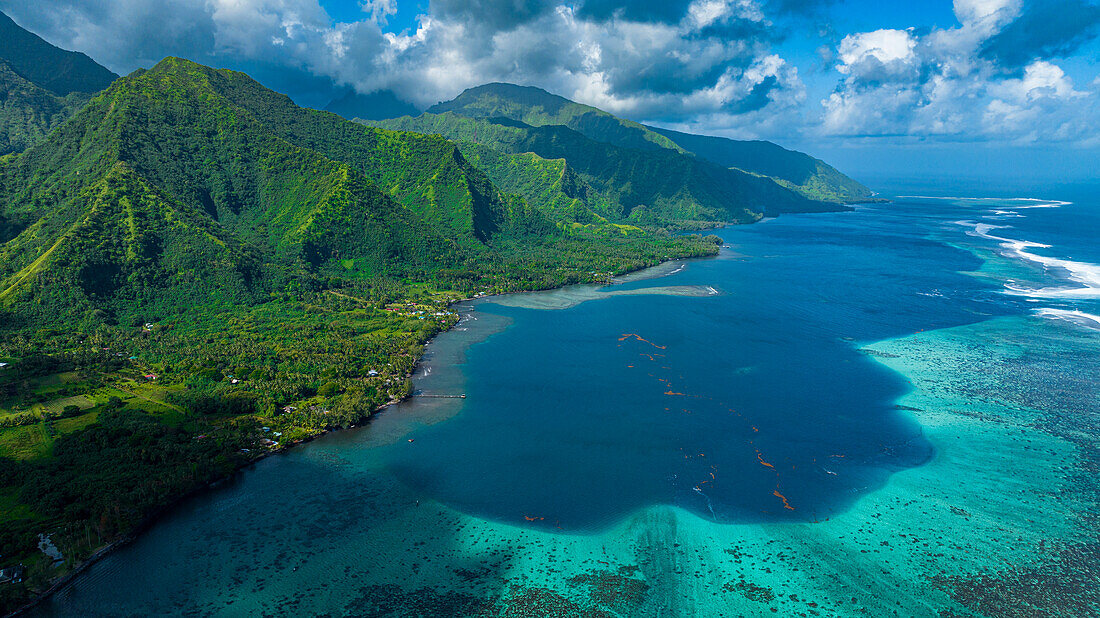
[0,10,116,96]
[429,82,585,120]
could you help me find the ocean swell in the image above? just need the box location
[962,221,1100,299]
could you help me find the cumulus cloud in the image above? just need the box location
[0,0,805,129]
[0,0,1096,145]
[821,0,1100,144]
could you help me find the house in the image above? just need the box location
[143,374,158,381]
[0,362,8,369]
[0,565,25,584]
[367,370,379,377]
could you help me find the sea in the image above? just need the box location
[34,179,1100,616]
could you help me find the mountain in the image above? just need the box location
[374,111,823,226]
[0,58,710,327]
[0,11,118,156]
[0,58,486,322]
[425,82,872,204]
[0,60,92,155]
[324,88,419,121]
[428,82,684,153]
[645,127,874,203]
[0,11,117,97]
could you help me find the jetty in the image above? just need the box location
[414,394,466,399]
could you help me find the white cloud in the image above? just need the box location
[360,0,397,25]
[821,2,1099,145]
[0,0,800,132]
[996,60,1082,102]
[953,0,1021,31]
[837,29,916,70]
[683,0,764,30]
[3,0,1097,146]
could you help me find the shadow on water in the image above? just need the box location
[34,447,519,616]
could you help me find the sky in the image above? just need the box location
[4,0,1099,184]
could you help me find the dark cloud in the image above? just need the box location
[729,74,779,112]
[0,0,215,72]
[981,0,1100,67]
[574,0,691,23]
[431,0,559,30]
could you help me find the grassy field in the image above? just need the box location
[41,395,94,414]
[0,423,51,460]
[53,411,99,434]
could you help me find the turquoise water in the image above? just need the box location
[34,184,1100,616]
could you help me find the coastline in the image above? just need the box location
[9,252,717,616]
[24,195,1100,616]
[31,316,1094,616]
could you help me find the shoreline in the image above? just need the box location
[9,252,715,617]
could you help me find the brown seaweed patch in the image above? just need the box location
[772,489,795,511]
[618,333,667,349]
[755,449,774,469]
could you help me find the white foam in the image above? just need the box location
[899,195,1071,209]
[1034,308,1100,330]
[959,221,1100,299]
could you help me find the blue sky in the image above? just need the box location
[4,0,1099,182]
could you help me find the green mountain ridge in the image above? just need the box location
[0,11,118,157]
[428,82,685,153]
[645,127,874,203]
[0,58,481,320]
[372,110,821,225]
[425,82,872,205]
[0,161,263,311]
[0,57,713,328]
[0,11,117,97]
[0,60,93,156]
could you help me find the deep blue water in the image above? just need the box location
[33,181,1100,615]
[381,193,1064,530]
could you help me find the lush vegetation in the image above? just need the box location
[428,82,685,152]
[0,62,92,156]
[646,126,875,203]
[372,111,819,225]
[0,57,719,612]
[0,12,117,158]
[424,82,873,205]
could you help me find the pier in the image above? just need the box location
[414,394,467,399]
